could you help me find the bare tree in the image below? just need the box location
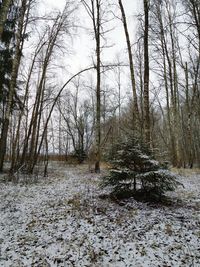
[143,0,150,145]
[118,0,140,133]
[81,0,103,172]
[57,84,95,163]
[10,32,46,172]
[19,5,76,173]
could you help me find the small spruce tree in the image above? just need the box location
[101,137,181,201]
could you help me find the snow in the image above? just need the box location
[0,164,200,266]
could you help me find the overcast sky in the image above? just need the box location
[38,0,143,81]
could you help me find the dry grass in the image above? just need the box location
[171,168,200,176]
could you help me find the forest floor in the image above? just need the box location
[0,163,200,267]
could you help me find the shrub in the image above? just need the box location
[101,137,181,201]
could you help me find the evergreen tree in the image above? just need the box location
[101,137,181,201]
[0,0,12,39]
[0,0,16,107]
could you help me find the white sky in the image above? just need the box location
[40,0,143,77]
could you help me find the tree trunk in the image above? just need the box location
[155,2,177,165]
[143,0,150,145]
[0,0,27,171]
[10,36,44,172]
[94,0,101,173]
[118,0,140,132]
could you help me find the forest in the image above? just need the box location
[0,0,199,266]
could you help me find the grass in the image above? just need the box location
[171,168,200,176]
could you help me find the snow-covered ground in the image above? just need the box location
[0,164,199,267]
